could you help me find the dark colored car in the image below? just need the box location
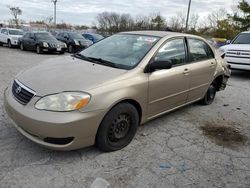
[56,32,93,53]
[82,33,104,43]
[18,32,67,54]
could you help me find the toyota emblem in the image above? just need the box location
[15,86,22,94]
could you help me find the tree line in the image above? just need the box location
[6,0,250,39]
[95,0,250,39]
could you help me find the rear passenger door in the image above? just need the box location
[186,38,216,102]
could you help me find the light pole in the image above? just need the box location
[52,0,58,26]
[185,0,192,32]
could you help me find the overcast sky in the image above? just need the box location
[0,0,241,25]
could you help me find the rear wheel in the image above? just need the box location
[96,103,139,152]
[201,83,217,105]
[8,40,12,48]
[36,45,43,54]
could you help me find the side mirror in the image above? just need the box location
[64,36,69,40]
[226,40,231,45]
[145,59,172,73]
[30,36,35,40]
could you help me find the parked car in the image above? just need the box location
[207,38,227,48]
[4,31,230,152]
[0,28,24,47]
[18,31,67,54]
[56,32,93,53]
[220,31,250,70]
[82,33,104,43]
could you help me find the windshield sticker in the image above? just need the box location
[137,37,158,43]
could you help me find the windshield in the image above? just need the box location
[232,33,250,44]
[35,33,56,40]
[9,30,23,35]
[92,34,104,40]
[69,33,84,39]
[79,34,160,70]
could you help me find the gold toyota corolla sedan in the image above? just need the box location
[4,31,230,151]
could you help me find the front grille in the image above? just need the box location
[12,80,36,105]
[50,43,64,48]
[226,50,250,59]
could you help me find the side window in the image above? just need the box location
[154,38,186,67]
[188,38,214,62]
[23,33,29,38]
[1,29,7,34]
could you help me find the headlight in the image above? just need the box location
[43,42,49,47]
[35,92,91,112]
[74,40,80,45]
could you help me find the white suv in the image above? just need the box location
[220,31,250,70]
[0,28,24,47]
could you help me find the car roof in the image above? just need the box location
[28,31,49,34]
[120,30,195,38]
[1,28,22,31]
[242,31,250,34]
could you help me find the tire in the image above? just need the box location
[0,42,2,46]
[59,51,65,54]
[8,40,12,48]
[36,45,43,54]
[201,83,217,105]
[68,44,74,53]
[96,103,139,152]
[20,43,25,51]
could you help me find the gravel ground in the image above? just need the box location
[0,46,250,188]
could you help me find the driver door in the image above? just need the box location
[147,38,191,118]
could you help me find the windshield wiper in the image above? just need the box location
[87,57,121,69]
[72,54,122,69]
[72,53,96,63]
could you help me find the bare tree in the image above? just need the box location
[8,6,22,27]
[168,12,186,32]
[207,8,228,28]
[189,14,199,31]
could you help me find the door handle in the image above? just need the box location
[183,68,190,75]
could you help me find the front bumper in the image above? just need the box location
[42,46,67,53]
[4,87,106,151]
[11,39,19,46]
[225,56,250,70]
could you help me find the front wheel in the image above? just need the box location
[201,83,217,105]
[96,103,139,152]
[20,43,25,51]
[36,45,43,54]
[8,40,12,48]
[68,44,74,53]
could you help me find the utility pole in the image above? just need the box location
[52,0,58,26]
[185,0,192,32]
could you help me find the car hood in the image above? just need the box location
[39,39,63,44]
[16,56,127,96]
[76,39,93,44]
[220,44,250,51]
